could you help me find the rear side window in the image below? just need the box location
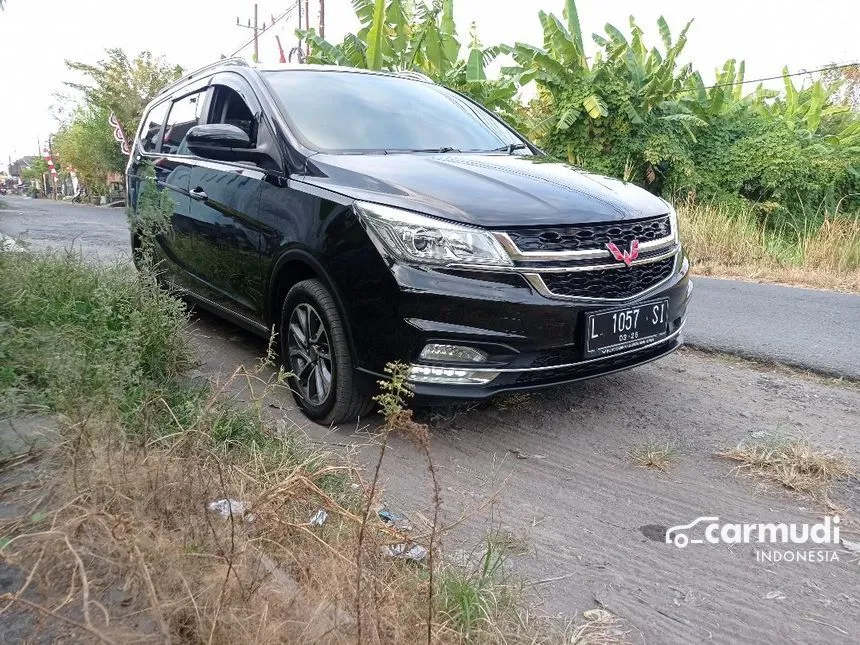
[140,102,168,153]
[162,91,205,155]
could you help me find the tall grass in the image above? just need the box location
[678,203,860,291]
[0,252,189,415]
[0,252,569,644]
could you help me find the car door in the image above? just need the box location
[183,73,274,324]
[152,84,211,290]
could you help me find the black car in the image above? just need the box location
[127,60,692,423]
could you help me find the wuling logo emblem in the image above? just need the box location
[606,240,640,267]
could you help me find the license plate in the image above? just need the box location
[584,299,669,357]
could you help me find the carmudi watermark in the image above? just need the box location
[665,515,840,562]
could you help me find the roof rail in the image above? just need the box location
[156,57,250,98]
[393,70,435,83]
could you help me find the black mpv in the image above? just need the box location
[127,60,692,424]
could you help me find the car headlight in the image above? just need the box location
[355,201,513,267]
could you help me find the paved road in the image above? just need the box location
[0,195,130,261]
[685,278,860,380]
[2,194,858,379]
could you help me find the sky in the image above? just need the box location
[1,0,858,172]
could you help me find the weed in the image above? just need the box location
[439,536,507,638]
[570,608,627,644]
[494,392,534,411]
[0,254,570,643]
[678,202,860,292]
[631,439,679,473]
[719,436,854,499]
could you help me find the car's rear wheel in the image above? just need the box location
[280,279,373,424]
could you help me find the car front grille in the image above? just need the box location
[539,256,676,299]
[506,215,671,253]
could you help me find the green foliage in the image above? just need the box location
[507,0,860,219]
[51,49,182,194]
[0,253,189,416]
[127,161,174,262]
[65,48,183,139]
[297,0,522,128]
[53,105,126,196]
[19,158,48,184]
[373,360,413,425]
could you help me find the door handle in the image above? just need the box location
[190,187,208,201]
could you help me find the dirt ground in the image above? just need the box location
[182,309,860,644]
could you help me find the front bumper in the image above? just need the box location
[352,251,692,400]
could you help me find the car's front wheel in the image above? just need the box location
[280,279,373,424]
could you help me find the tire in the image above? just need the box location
[280,279,374,424]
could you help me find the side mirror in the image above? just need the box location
[184,124,252,160]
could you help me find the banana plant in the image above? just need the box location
[296,0,516,121]
[298,0,476,80]
[505,0,701,137]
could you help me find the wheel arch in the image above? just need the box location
[266,249,359,363]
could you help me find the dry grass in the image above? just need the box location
[493,393,535,411]
[0,253,572,644]
[569,609,628,645]
[630,439,679,473]
[719,437,855,499]
[678,203,860,293]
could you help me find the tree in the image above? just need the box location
[54,105,126,196]
[821,63,860,110]
[297,0,521,126]
[52,49,183,195]
[65,48,183,140]
[20,158,49,193]
[506,0,702,191]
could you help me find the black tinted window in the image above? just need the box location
[163,91,205,155]
[140,102,168,153]
[262,70,520,152]
[209,86,256,142]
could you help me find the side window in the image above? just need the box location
[162,91,205,155]
[208,86,257,144]
[140,102,168,153]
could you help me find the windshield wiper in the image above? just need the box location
[490,143,529,155]
[383,146,461,154]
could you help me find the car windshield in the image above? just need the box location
[262,69,523,153]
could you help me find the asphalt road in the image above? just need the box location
[685,278,860,380]
[2,194,858,379]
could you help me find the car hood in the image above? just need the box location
[302,152,669,227]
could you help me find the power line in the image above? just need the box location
[699,61,859,90]
[229,1,302,58]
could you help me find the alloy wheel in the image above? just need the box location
[287,302,333,406]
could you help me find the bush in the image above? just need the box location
[0,253,189,415]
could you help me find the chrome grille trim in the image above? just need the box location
[446,245,680,275]
[523,251,679,302]
[494,222,676,262]
[494,231,677,261]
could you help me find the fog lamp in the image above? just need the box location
[419,344,488,363]
[408,364,499,385]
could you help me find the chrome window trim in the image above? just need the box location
[494,230,676,262]
[416,320,685,374]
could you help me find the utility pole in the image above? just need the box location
[297,0,302,58]
[236,4,265,62]
[304,0,310,57]
[319,0,325,38]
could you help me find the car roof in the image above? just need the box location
[156,58,433,100]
